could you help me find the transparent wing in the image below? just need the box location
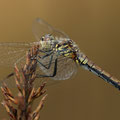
[0,62,61,90]
[0,42,33,67]
[32,18,69,41]
[37,53,78,80]
[0,70,61,95]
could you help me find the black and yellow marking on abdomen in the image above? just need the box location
[78,53,120,90]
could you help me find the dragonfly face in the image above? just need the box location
[40,34,55,52]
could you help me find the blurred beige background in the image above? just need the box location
[0,0,120,120]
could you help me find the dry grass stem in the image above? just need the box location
[1,45,47,120]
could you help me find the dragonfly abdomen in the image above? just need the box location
[78,52,120,90]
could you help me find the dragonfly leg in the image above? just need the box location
[31,50,53,60]
[36,58,58,78]
[37,54,53,69]
[37,49,53,58]
[32,50,58,78]
[38,51,53,59]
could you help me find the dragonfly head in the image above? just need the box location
[40,34,55,51]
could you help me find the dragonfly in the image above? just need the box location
[0,18,119,90]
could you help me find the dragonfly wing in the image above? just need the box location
[52,56,78,80]
[0,54,69,89]
[32,18,69,41]
[0,71,61,90]
[0,42,33,67]
[37,53,78,80]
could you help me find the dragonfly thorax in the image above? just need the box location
[40,34,81,64]
[55,39,81,61]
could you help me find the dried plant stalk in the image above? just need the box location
[1,45,47,120]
